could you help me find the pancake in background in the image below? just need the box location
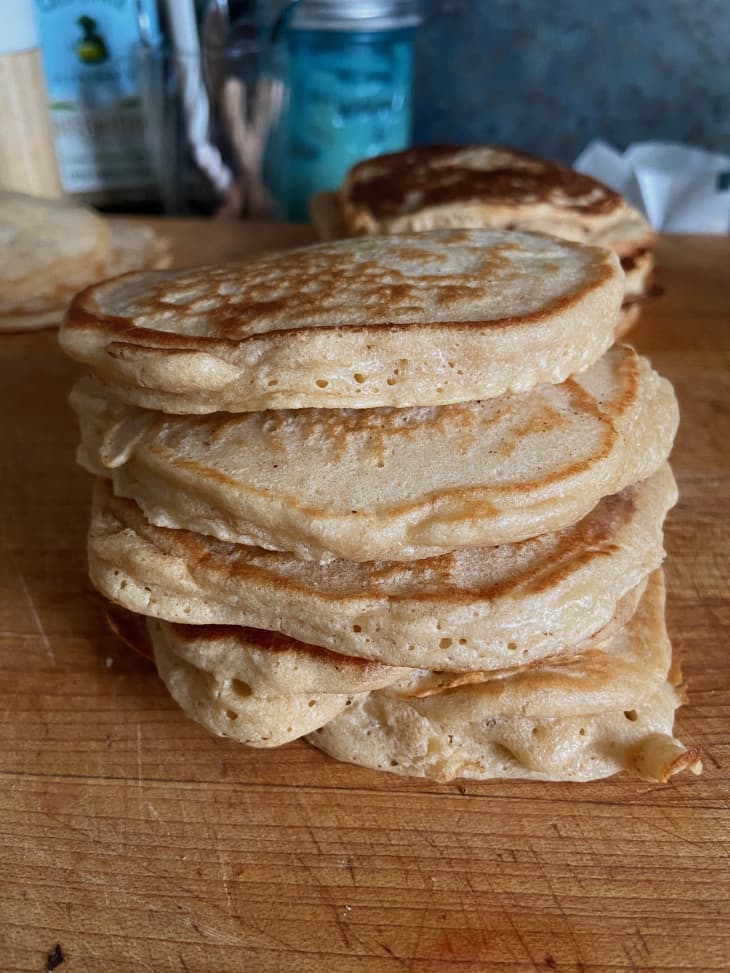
[309,572,702,783]
[0,189,110,304]
[87,464,676,671]
[0,190,170,333]
[321,144,657,336]
[72,345,677,562]
[60,229,623,413]
[615,246,659,339]
[339,145,652,242]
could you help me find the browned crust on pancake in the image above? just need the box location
[62,233,617,350]
[106,601,386,673]
[167,622,376,670]
[105,603,154,661]
[661,747,703,780]
[92,463,666,607]
[343,144,622,220]
[60,230,625,413]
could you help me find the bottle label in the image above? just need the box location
[35,0,160,194]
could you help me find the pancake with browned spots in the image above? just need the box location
[87,464,675,670]
[310,145,656,337]
[59,229,623,412]
[72,345,677,562]
[339,145,653,244]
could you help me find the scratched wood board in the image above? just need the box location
[0,225,728,973]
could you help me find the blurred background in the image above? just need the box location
[414,0,730,161]
[5,0,729,221]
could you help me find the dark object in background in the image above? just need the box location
[46,943,65,972]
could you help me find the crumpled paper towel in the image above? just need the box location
[574,140,730,234]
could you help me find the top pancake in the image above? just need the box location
[59,229,623,413]
[339,145,654,253]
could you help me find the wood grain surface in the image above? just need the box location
[1,223,728,973]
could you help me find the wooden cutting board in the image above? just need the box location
[1,223,728,973]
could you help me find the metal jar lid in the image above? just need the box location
[287,0,420,31]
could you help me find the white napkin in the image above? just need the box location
[574,140,730,234]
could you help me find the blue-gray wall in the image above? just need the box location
[413,0,730,162]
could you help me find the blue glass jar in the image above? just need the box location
[265,1,420,221]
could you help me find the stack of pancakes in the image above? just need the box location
[310,144,657,338]
[0,189,170,332]
[59,229,701,782]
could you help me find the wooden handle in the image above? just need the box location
[0,49,62,198]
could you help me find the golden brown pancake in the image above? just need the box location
[60,229,623,412]
[87,464,676,671]
[309,572,702,782]
[339,145,654,249]
[72,345,678,562]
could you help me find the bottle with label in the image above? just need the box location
[35,0,161,206]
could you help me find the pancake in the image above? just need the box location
[153,636,356,747]
[59,229,623,413]
[108,605,406,746]
[615,246,658,338]
[339,145,654,250]
[87,464,676,670]
[323,146,656,338]
[130,577,651,750]
[105,220,172,277]
[0,192,171,333]
[309,573,702,782]
[0,189,111,307]
[72,345,677,562]
[0,307,67,332]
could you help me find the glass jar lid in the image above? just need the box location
[288,0,420,30]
